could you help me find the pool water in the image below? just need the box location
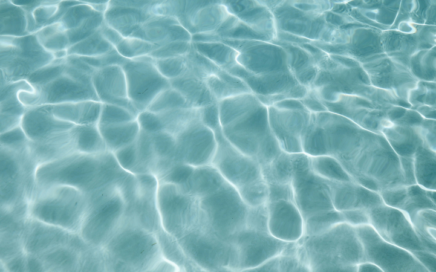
[1,0,436,271]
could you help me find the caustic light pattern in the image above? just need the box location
[1,0,436,271]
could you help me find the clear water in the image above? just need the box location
[1,0,436,271]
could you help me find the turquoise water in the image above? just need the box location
[1,0,436,271]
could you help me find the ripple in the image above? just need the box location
[1,0,436,271]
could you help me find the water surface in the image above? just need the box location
[1,0,436,271]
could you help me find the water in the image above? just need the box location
[1,0,436,271]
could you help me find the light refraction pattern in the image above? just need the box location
[1,0,436,271]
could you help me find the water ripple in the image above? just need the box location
[1,0,436,271]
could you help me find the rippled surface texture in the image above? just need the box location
[2,0,436,271]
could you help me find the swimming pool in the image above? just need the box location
[1,0,436,271]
